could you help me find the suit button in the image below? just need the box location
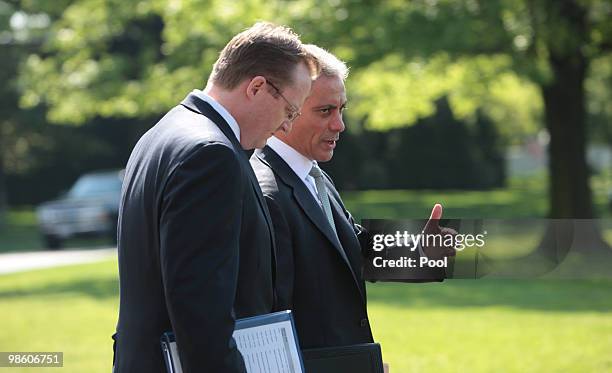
[360,318,368,327]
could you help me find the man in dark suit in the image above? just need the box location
[250,45,453,353]
[113,23,318,373]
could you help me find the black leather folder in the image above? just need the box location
[302,343,384,373]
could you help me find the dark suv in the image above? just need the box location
[36,169,124,249]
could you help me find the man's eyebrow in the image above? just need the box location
[314,104,337,110]
[313,103,347,110]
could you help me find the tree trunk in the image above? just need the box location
[541,0,593,219]
[537,0,609,260]
[542,54,593,218]
[538,57,612,256]
[539,75,611,262]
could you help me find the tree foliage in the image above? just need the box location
[9,0,612,217]
[18,0,552,140]
[19,0,281,123]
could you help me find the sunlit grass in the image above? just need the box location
[343,173,611,220]
[0,260,118,372]
[369,280,612,372]
[1,261,611,372]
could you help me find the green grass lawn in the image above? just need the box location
[1,260,611,372]
[342,173,612,220]
[1,173,611,372]
[0,209,115,253]
[0,209,42,253]
[0,261,118,372]
[369,279,612,372]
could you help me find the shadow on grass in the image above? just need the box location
[1,275,610,313]
[0,277,119,300]
[343,187,549,220]
[367,278,612,312]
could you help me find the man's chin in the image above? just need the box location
[255,139,268,149]
[317,152,334,163]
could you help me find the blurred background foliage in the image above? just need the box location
[0,0,611,215]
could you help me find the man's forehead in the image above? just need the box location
[309,76,346,104]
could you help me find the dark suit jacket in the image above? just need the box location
[113,93,276,373]
[250,146,374,349]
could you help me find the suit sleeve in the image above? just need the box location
[346,211,371,258]
[263,194,295,311]
[326,177,443,283]
[159,143,246,373]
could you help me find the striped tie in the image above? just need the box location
[309,165,337,235]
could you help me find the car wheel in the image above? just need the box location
[43,234,62,250]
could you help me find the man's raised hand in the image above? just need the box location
[422,203,457,259]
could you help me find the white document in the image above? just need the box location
[233,319,302,373]
[161,311,304,373]
[167,341,183,373]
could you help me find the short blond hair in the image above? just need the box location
[210,22,319,89]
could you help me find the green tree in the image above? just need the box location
[0,0,59,216]
[19,0,277,122]
[17,0,612,219]
[310,0,612,218]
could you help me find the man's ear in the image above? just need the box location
[246,76,266,99]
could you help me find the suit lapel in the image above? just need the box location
[327,191,366,299]
[180,93,278,276]
[256,147,365,300]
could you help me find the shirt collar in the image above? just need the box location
[267,136,315,181]
[191,89,240,142]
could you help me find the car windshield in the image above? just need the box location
[68,173,123,198]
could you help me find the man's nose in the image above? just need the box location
[330,113,345,133]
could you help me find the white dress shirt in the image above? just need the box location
[266,136,321,203]
[192,89,240,142]
[267,137,428,258]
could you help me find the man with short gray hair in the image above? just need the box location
[251,45,373,349]
[251,46,448,368]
